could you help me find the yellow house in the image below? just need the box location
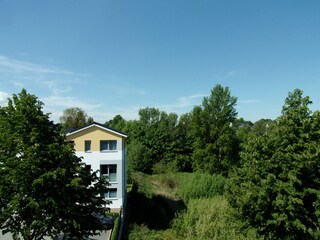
[66,122,128,212]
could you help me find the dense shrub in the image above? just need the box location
[128,224,178,240]
[172,196,261,240]
[176,173,227,202]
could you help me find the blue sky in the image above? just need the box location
[1,0,320,123]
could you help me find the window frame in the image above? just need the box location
[100,140,117,152]
[104,188,117,199]
[100,164,117,183]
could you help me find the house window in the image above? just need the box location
[104,188,117,198]
[85,164,91,172]
[100,164,117,182]
[100,140,117,151]
[85,140,91,152]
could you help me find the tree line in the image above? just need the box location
[61,84,320,239]
[61,84,272,176]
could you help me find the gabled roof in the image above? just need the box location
[66,122,128,138]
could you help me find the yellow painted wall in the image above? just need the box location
[66,126,124,152]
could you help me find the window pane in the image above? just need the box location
[109,189,117,198]
[109,165,117,182]
[109,140,117,150]
[100,141,108,151]
[85,165,91,172]
[100,140,117,151]
[109,173,117,182]
[104,189,117,198]
[100,165,108,176]
[85,140,91,151]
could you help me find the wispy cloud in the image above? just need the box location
[157,94,206,113]
[238,99,261,104]
[0,55,73,75]
[0,91,10,106]
[0,55,81,95]
[0,55,147,123]
[215,70,237,81]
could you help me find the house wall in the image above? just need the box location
[66,126,127,211]
[67,126,123,152]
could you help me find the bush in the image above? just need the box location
[172,196,261,240]
[128,224,178,240]
[110,213,120,240]
[176,173,227,202]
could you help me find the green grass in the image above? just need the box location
[110,213,120,240]
[126,172,261,240]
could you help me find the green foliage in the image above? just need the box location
[190,84,239,175]
[172,196,261,240]
[127,141,154,174]
[128,224,178,240]
[125,108,193,174]
[127,172,262,239]
[250,118,275,136]
[110,213,120,240]
[228,89,320,239]
[106,114,127,132]
[176,173,227,203]
[0,89,108,240]
[234,118,253,145]
[59,107,93,130]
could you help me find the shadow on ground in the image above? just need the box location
[127,183,186,230]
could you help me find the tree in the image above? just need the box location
[127,141,153,174]
[164,113,193,172]
[250,118,274,136]
[106,114,127,132]
[234,117,253,145]
[228,89,320,239]
[190,84,239,175]
[0,89,108,240]
[60,107,93,130]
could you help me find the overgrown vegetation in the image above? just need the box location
[126,172,261,240]
[119,85,320,239]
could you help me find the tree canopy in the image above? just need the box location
[59,107,93,130]
[228,89,320,239]
[190,84,239,175]
[0,89,108,240]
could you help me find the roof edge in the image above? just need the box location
[66,122,128,138]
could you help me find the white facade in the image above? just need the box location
[66,123,127,211]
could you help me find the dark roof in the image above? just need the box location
[66,122,128,138]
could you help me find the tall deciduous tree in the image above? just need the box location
[228,89,320,239]
[0,89,108,240]
[106,114,127,132]
[60,107,93,130]
[191,84,239,175]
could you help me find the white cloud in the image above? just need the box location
[0,55,147,123]
[0,55,81,95]
[0,55,73,75]
[156,94,206,114]
[42,95,103,122]
[0,91,9,106]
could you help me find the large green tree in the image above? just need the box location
[0,89,108,240]
[126,108,180,173]
[228,89,320,239]
[191,84,239,175]
[59,107,93,130]
[106,114,127,132]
